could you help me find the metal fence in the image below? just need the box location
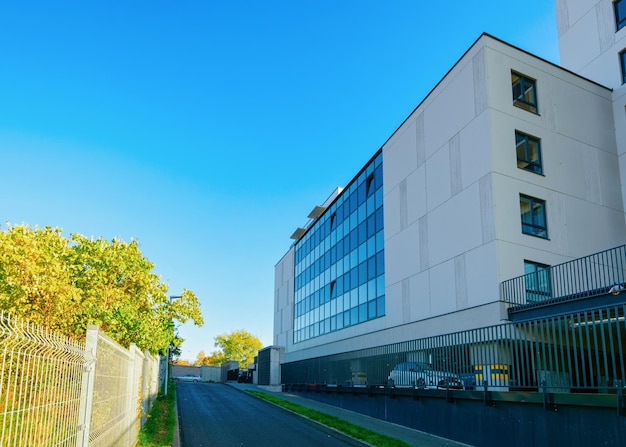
[0,313,163,446]
[282,304,626,393]
[501,244,626,309]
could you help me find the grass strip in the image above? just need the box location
[138,380,177,447]
[247,390,412,447]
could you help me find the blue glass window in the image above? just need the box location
[293,152,385,342]
[524,260,551,302]
[616,0,626,31]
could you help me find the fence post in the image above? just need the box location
[482,380,490,406]
[125,344,138,447]
[616,380,624,416]
[141,349,150,426]
[75,325,99,447]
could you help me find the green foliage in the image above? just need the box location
[213,329,262,368]
[0,224,204,353]
[247,391,412,447]
[138,381,177,446]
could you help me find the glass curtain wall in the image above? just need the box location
[293,152,385,343]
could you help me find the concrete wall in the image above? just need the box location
[201,366,221,382]
[284,388,625,447]
[273,247,295,348]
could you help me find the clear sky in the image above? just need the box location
[0,1,559,361]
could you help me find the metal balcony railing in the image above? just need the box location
[501,244,626,311]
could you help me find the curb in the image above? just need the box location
[172,390,180,447]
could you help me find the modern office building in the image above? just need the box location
[274,0,626,377]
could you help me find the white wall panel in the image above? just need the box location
[558,3,601,73]
[552,82,615,150]
[383,180,401,239]
[465,243,499,307]
[273,248,295,348]
[459,113,491,189]
[384,220,421,287]
[592,146,620,210]
[409,271,431,322]
[405,164,427,226]
[428,259,457,316]
[423,60,477,160]
[425,142,451,212]
[383,119,418,193]
[426,183,484,268]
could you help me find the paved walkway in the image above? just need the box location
[225,382,473,447]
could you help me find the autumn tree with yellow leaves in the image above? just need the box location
[0,224,204,354]
[195,330,262,368]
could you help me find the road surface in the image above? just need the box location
[176,382,360,447]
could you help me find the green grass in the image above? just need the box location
[138,381,177,447]
[247,390,412,447]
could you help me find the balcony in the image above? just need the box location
[502,244,626,321]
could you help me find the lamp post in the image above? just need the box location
[164,295,182,396]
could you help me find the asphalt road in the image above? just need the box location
[176,382,360,447]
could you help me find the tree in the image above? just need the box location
[0,223,204,354]
[194,350,207,366]
[194,350,226,366]
[172,359,191,366]
[213,329,262,368]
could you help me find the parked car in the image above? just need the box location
[175,374,201,382]
[459,371,476,390]
[387,362,463,389]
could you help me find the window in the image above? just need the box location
[512,71,538,113]
[620,49,626,84]
[366,173,375,196]
[293,152,385,343]
[524,260,551,302]
[515,131,543,174]
[520,194,548,238]
[615,0,626,31]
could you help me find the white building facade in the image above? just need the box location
[556,0,626,226]
[274,3,626,367]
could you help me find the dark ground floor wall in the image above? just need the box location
[283,386,625,447]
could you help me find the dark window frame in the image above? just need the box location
[366,172,375,196]
[515,130,543,174]
[520,194,548,239]
[512,71,538,114]
[524,260,552,303]
[620,49,626,84]
[616,0,626,31]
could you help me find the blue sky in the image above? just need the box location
[0,1,559,361]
